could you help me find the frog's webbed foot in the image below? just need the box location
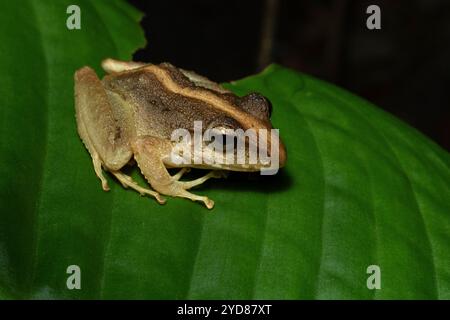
[111,171,166,204]
[133,137,218,209]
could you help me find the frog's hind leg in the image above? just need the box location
[75,66,133,172]
[75,102,110,191]
[101,58,146,73]
[75,67,165,206]
[111,171,166,204]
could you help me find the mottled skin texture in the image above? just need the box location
[74,59,286,208]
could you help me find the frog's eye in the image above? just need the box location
[206,116,242,132]
[239,93,272,120]
[205,127,237,149]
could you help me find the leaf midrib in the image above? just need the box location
[27,0,50,299]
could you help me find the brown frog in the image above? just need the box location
[74,59,286,209]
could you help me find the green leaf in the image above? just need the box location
[0,1,449,300]
[225,67,450,299]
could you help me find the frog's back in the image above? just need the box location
[102,63,238,140]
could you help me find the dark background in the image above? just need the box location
[129,0,450,151]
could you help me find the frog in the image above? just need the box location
[74,58,287,209]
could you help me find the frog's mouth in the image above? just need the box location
[164,126,286,175]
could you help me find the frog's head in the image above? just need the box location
[190,92,287,175]
[166,64,287,174]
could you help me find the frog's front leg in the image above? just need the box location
[171,167,190,181]
[178,171,226,189]
[132,136,219,209]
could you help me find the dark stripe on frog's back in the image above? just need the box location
[159,63,273,125]
[102,66,241,140]
[158,62,243,106]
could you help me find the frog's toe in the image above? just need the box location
[204,198,214,210]
[175,188,215,209]
[155,194,166,205]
